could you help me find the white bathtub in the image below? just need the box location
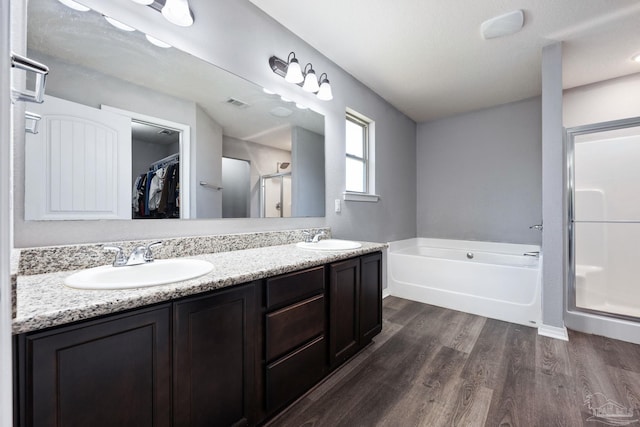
[387,238,542,327]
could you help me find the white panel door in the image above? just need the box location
[25,95,132,220]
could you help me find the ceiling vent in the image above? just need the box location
[481,10,524,40]
[225,97,250,109]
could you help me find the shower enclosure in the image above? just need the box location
[567,117,640,328]
[260,172,291,218]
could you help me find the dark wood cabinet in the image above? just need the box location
[17,305,172,427]
[328,258,360,366]
[173,282,258,427]
[15,251,382,427]
[359,252,383,343]
[264,267,327,414]
[329,252,383,367]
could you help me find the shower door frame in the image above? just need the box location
[260,171,291,218]
[565,116,640,323]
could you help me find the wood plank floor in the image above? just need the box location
[267,296,640,427]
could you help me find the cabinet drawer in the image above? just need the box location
[266,266,325,309]
[265,336,326,412]
[266,294,325,362]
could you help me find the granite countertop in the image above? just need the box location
[13,241,386,335]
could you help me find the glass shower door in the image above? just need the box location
[570,119,640,319]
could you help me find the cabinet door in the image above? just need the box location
[173,283,257,427]
[19,305,171,427]
[329,258,360,366]
[360,252,383,343]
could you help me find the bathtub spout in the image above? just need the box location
[523,251,540,257]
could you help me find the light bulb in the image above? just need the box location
[57,0,90,11]
[302,69,319,93]
[162,0,194,27]
[317,75,333,101]
[285,58,304,84]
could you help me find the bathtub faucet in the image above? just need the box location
[523,251,540,258]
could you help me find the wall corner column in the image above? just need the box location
[541,41,567,334]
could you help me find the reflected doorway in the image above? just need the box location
[221,157,250,218]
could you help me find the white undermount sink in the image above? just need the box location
[64,258,214,290]
[296,239,362,251]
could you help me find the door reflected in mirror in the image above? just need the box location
[25,0,325,220]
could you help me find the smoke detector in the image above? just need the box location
[481,10,524,40]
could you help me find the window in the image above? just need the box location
[345,113,369,193]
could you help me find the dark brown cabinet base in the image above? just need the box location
[17,305,172,427]
[329,252,383,367]
[15,252,382,427]
[174,283,257,427]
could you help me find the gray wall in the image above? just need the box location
[416,97,542,244]
[194,105,223,219]
[12,0,417,247]
[541,42,565,329]
[222,136,291,218]
[291,127,325,217]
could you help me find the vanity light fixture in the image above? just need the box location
[57,0,90,12]
[162,0,194,27]
[104,16,136,31]
[268,52,333,101]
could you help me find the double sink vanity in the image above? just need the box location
[11,229,385,426]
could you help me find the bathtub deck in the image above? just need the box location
[267,297,640,427]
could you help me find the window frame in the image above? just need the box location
[345,112,370,194]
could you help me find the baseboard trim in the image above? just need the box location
[382,289,390,299]
[538,324,569,341]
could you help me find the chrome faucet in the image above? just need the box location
[104,241,162,267]
[529,224,543,231]
[302,231,327,243]
[311,231,327,243]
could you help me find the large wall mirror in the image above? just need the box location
[25,0,325,220]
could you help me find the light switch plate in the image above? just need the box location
[334,199,341,213]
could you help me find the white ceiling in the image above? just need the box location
[248,0,640,122]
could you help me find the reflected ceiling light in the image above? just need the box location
[316,73,333,101]
[633,53,640,63]
[57,0,90,11]
[104,16,136,31]
[130,0,154,4]
[302,64,320,93]
[162,0,194,27]
[145,34,172,48]
[268,52,333,101]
